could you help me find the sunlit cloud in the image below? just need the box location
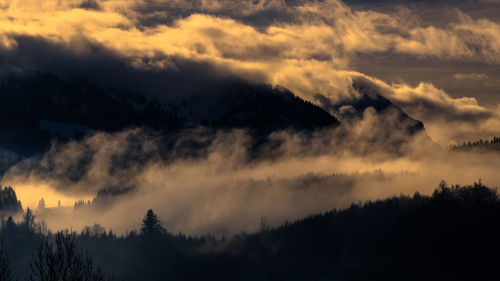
[1,1,500,226]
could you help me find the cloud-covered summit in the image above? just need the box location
[0,0,499,144]
[1,0,500,236]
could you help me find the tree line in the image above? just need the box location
[450,136,500,152]
[1,182,500,280]
[0,206,168,281]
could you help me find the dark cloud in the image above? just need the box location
[79,0,102,10]
[130,0,312,28]
[0,35,263,105]
[1,0,500,237]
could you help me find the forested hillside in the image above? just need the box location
[1,182,499,281]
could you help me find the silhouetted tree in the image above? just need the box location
[37,198,45,211]
[81,224,106,237]
[29,231,112,281]
[3,216,15,232]
[140,209,165,237]
[74,200,92,210]
[0,186,22,215]
[35,220,48,236]
[22,208,35,232]
[1,182,500,281]
[0,242,13,281]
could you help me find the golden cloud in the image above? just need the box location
[0,0,499,144]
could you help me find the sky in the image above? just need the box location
[0,0,499,145]
[1,0,500,234]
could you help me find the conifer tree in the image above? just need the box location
[22,208,35,232]
[140,209,165,236]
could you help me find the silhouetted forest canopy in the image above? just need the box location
[0,186,22,216]
[0,182,499,281]
[450,136,500,152]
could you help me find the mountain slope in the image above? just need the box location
[0,72,339,156]
[315,79,433,154]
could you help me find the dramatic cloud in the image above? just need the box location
[0,0,499,145]
[348,75,500,145]
[0,0,500,234]
[388,82,500,145]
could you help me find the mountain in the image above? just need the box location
[0,72,339,157]
[0,70,436,166]
[0,72,181,156]
[315,79,431,154]
[198,83,339,134]
[318,80,424,135]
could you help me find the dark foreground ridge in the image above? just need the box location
[1,182,499,281]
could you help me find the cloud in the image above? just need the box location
[0,0,499,148]
[351,76,500,145]
[1,0,500,236]
[454,73,490,80]
[2,123,499,235]
[1,1,499,61]
[1,1,499,83]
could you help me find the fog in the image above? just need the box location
[1,118,498,236]
[0,0,499,236]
